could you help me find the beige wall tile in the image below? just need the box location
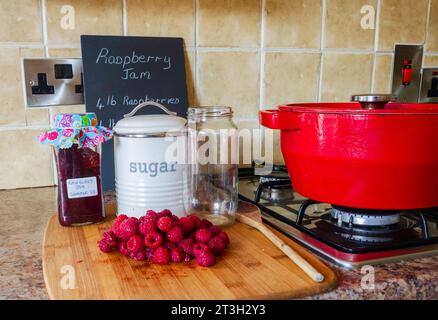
[0,0,42,42]
[424,55,438,66]
[378,0,428,51]
[46,0,122,45]
[427,0,438,52]
[26,109,50,126]
[265,0,321,48]
[0,47,44,126]
[48,47,82,58]
[198,51,259,117]
[185,50,196,106]
[264,52,320,108]
[199,0,260,47]
[373,54,393,93]
[321,53,373,102]
[126,0,195,46]
[325,0,376,49]
[0,129,54,189]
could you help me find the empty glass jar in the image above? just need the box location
[186,107,238,227]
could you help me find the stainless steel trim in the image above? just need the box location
[351,94,397,103]
[114,131,186,138]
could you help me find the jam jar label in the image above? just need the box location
[66,177,98,199]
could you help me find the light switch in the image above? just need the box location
[391,44,423,103]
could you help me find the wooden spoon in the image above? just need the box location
[236,201,325,283]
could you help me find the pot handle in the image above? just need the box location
[259,109,299,130]
[124,101,177,118]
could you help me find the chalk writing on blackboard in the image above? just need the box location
[96,95,180,111]
[95,48,172,80]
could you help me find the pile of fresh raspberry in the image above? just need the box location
[98,209,230,267]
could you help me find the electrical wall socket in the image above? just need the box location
[420,68,438,103]
[391,44,423,103]
[22,58,84,107]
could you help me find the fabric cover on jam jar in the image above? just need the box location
[38,113,113,226]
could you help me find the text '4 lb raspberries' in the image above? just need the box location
[98,211,231,268]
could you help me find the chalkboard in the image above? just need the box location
[81,35,188,191]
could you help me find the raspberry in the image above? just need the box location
[116,214,128,222]
[157,216,173,232]
[196,248,216,267]
[195,228,213,243]
[199,219,213,229]
[118,242,130,256]
[111,220,124,239]
[158,209,172,217]
[140,210,159,223]
[130,250,146,261]
[102,231,118,248]
[170,247,185,263]
[170,214,180,222]
[98,239,114,252]
[138,219,156,235]
[209,225,222,237]
[192,242,209,258]
[184,254,192,263]
[153,246,170,265]
[145,248,155,261]
[178,238,195,256]
[217,232,230,247]
[208,236,226,255]
[179,217,195,234]
[188,214,201,228]
[127,234,144,252]
[166,226,184,243]
[119,217,139,240]
[164,241,176,250]
[144,231,163,249]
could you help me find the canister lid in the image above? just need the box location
[113,102,186,135]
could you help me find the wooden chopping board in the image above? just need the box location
[42,202,337,299]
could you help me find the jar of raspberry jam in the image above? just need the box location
[39,113,113,226]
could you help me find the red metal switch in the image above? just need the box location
[402,59,412,85]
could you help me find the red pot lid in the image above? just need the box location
[278,94,438,115]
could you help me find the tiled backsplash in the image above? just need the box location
[0,0,437,189]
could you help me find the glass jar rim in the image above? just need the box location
[188,106,233,117]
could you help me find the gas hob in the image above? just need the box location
[238,165,438,268]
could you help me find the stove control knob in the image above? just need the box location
[351,94,397,110]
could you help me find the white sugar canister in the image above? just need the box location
[113,102,187,218]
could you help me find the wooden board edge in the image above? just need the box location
[42,215,56,300]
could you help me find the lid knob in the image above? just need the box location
[351,94,397,110]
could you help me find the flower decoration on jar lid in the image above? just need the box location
[38,113,113,149]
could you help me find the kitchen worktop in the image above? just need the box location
[2,187,438,300]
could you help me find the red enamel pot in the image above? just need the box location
[259,94,438,210]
